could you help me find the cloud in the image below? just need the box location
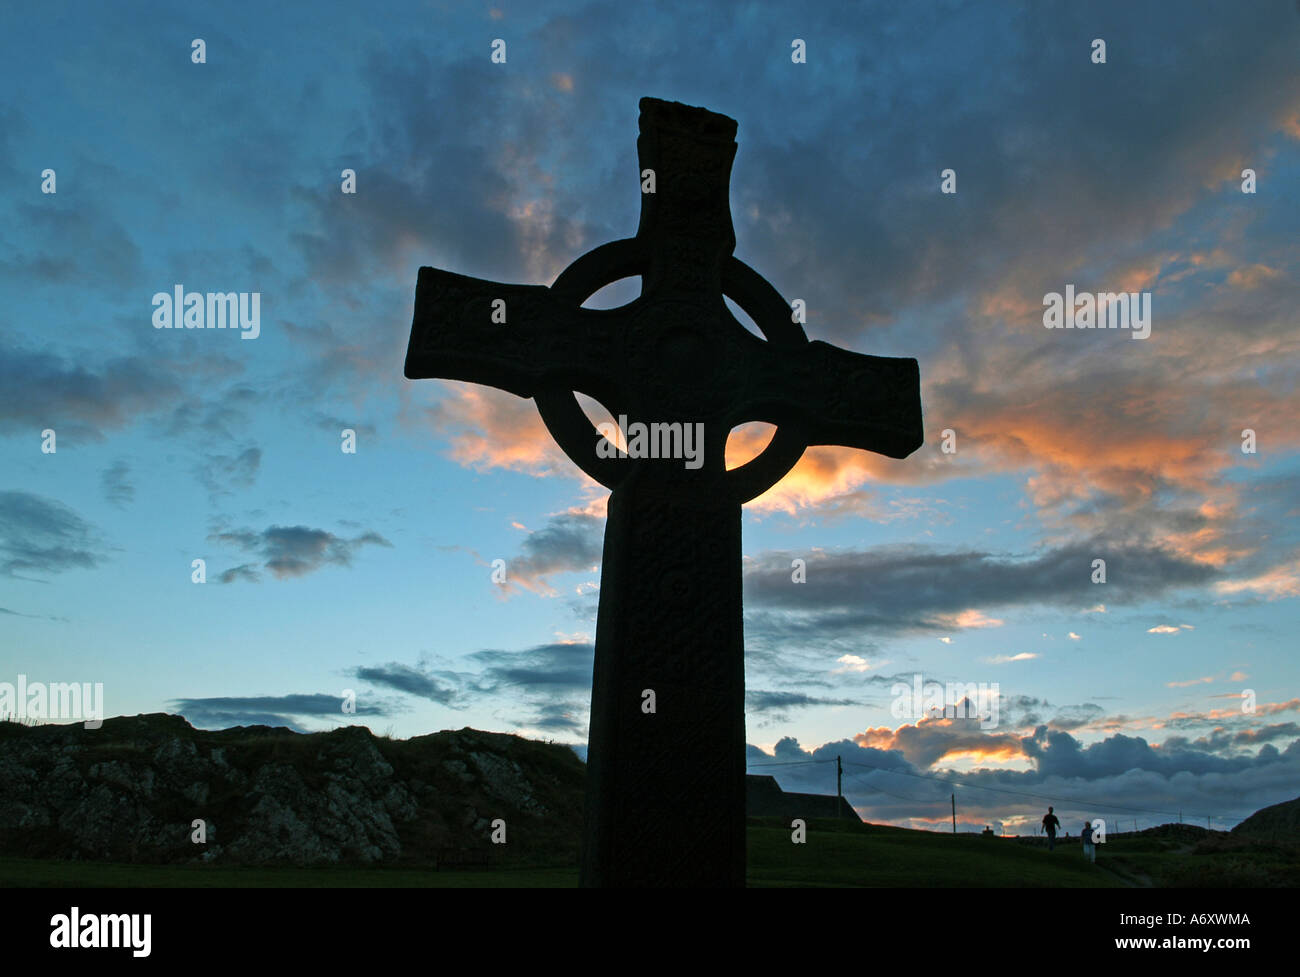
[520,701,586,734]
[1215,561,1300,599]
[351,662,462,706]
[0,343,182,439]
[291,36,613,292]
[215,563,260,584]
[350,642,596,740]
[418,383,573,477]
[0,201,143,289]
[1173,722,1300,752]
[0,492,106,579]
[855,715,1024,769]
[183,710,309,732]
[498,512,603,596]
[311,413,377,439]
[100,460,134,508]
[210,524,391,579]
[1020,724,1276,781]
[163,385,262,444]
[0,605,68,622]
[171,692,393,732]
[747,688,864,728]
[1164,698,1300,725]
[1226,264,1281,289]
[469,641,595,693]
[986,653,1038,665]
[746,690,860,712]
[936,609,1004,630]
[1166,676,1214,688]
[756,713,1300,830]
[1038,702,1107,732]
[195,446,262,496]
[743,540,1216,640]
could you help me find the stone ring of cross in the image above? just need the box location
[535,236,811,504]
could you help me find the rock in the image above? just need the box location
[0,714,584,866]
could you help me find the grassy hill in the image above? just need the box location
[747,818,1119,887]
[0,818,1123,887]
[1015,822,1300,888]
[1232,795,1300,843]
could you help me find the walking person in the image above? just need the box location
[1041,806,1061,851]
[1080,819,1096,863]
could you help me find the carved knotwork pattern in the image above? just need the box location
[415,273,609,383]
[813,345,916,424]
[655,130,734,239]
[651,237,716,297]
[603,491,740,882]
[626,302,743,419]
[625,502,733,692]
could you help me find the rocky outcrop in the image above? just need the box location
[0,714,584,866]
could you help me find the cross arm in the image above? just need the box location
[404,267,620,402]
[740,339,923,459]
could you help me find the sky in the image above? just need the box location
[2,0,1298,834]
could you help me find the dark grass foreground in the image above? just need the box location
[9,819,1295,887]
[12,817,1276,888]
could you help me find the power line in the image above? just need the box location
[746,759,832,768]
[855,780,938,804]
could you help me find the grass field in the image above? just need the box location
[747,820,1120,887]
[0,819,1126,888]
[1091,832,1300,888]
[6,818,1292,888]
[0,858,576,888]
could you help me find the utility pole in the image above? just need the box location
[836,755,843,816]
[951,793,956,834]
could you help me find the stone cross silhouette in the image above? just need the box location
[405,97,922,887]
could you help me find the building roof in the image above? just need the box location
[746,774,862,821]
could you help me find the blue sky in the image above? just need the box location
[2,0,1298,833]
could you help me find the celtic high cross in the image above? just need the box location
[405,97,922,886]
